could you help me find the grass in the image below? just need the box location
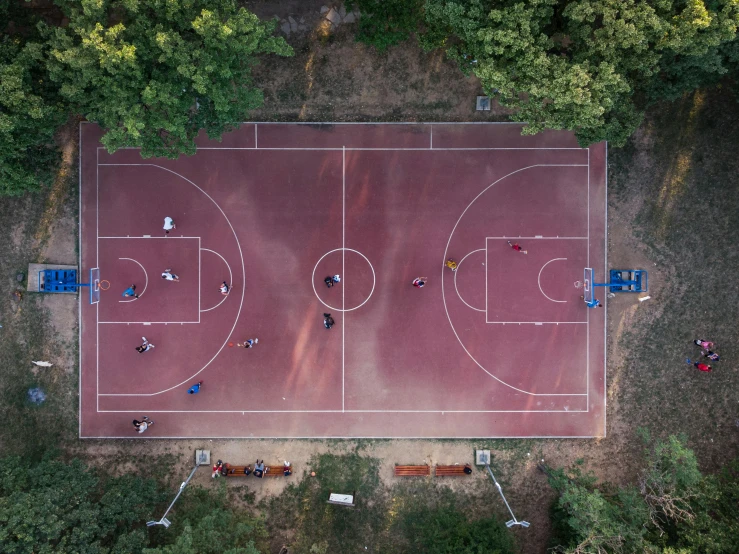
[607,87,739,469]
[262,451,515,554]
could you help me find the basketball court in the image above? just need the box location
[79,122,607,438]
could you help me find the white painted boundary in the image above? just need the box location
[85,134,604,417]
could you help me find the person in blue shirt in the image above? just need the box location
[122,284,139,299]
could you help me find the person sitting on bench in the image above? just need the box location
[254,460,265,478]
[283,461,292,476]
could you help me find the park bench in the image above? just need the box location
[224,464,292,477]
[394,465,430,477]
[435,464,472,477]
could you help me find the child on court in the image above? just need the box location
[237,338,259,348]
[445,259,458,272]
[220,281,229,295]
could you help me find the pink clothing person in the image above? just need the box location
[694,339,714,350]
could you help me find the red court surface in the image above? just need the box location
[79,122,607,438]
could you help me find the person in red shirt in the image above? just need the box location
[507,240,528,254]
[694,362,712,372]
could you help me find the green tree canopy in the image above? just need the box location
[42,0,293,159]
[0,456,162,553]
[0,14,66,196]
[358,0,739,146]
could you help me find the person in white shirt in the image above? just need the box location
[161,268,179,282]
[163,216,176,235]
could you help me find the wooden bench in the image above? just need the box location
[394,465,430,477]
[224,464,292,477]
[435,464,472,476]
[264,465,290,477]
[224,465,252,477]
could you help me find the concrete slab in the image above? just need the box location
[28,263,77,293]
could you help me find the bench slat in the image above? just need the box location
[394,465,430,476]
[435,464,472,476]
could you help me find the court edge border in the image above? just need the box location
[78,123,607,437]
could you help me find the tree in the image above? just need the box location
[419,0,739,146]
[42,0,293,159]
[673,458,739,554]
[637,431,701,534]
[545,460,650,554]
[397,487,515,554]
[0,13,66,196]
[0,456,162,553]
[143,483,268,554]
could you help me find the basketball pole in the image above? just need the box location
[484,464,530,528]
[147,462,202,528]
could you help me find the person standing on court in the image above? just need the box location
[220,281,229,295]
[412,277,427,288]
[163,216,176,235]
[445,259,458,272]
[507,240,528,254]
[323,313,335,329]
[187,381,203,394]
[237,338,258,348]
[162,269,179,282]
[136,337,155,353]
[122,284,139,299]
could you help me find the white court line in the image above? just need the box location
[485,236,587,240]
[587,147,590,413]
[98,321,198,324]
[199,248,233,312]
[95,405,587,413]
[84,434,600,439]
[486,321,587,325]
[99,236,201,239]
[254,123,258,149]
[78,123,83,435]
[96,163,246,397]
[603,144,608,429]
[454,249,485,312]
[191,147,587,151]
[443,164,590,396]
[118,258,148,302]
[342,145,345,413]
[538,258,568,303]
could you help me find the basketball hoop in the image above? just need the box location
[97,279,110,291]
[574,280,583,289]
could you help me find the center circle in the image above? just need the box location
[312,248,376,312]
